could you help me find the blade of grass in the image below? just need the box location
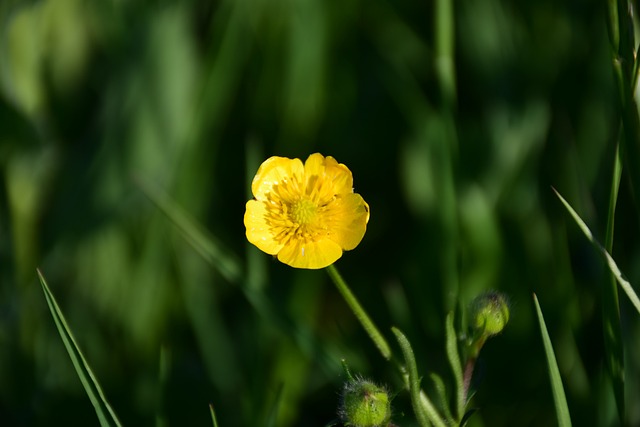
[553,188,640,315]
[37,269,122,427]
[136,176,243,284]
[210,404,220,427]
[533,294,572,427]
[606,0,640,207]
[445,312,464,420]
[603,142,625,423]
[265,383,284,427]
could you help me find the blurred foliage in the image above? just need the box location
[0,0,638,425]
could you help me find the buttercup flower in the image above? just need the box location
[244,153,370,269]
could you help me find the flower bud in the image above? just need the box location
[470,291,510,337]
[339,378,391,427]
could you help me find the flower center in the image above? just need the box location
[291,198,318,225]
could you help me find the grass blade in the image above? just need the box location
[37,269,122,427]
[136,176,243,284]
[210,404,220,427]
[533,294,572,427]
[553,188,640,315]
[265,383,284,427]
[445,312,464,420]
[603,143,625,422]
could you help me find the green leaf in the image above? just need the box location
[37,269,123,427]
[429,373,453,423]
[533,294,572,427]
[603,143,625,423]
[341,359,356,382]
[445,312,464,420]
[553,188,640,315]
[460,408,478,427]
[392,327,448,427]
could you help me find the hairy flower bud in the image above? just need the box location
[339,378,391,427]
[471,291,510,337]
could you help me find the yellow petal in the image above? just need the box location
[244,200,283,255]
[252,156,304,200]
[277,238,343,269]
[303,153,327,176]
[304,154,353,196]
[325,193,370,250]
[323,156,354,195]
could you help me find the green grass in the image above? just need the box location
[2,0,640,425]
[534,294,572,427]
[37,269,122,427]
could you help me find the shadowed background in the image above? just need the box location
[1,0,638,425]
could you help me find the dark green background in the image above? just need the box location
[1,0,638,425]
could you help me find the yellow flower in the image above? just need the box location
[244,153,370,269]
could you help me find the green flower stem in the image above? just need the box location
[326,264,392,360]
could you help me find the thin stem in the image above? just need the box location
[462,334,486,407]
[462,357,476,405]
[325,264,392,360]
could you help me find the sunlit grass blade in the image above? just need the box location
[209,404,220,427]
[553,188,640,315]
[533,294,572,427]
[265,383,284,427]
[392,327,446,427]
[603,142,625,423]
[136,176,243,283]
[37,269,123,427]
